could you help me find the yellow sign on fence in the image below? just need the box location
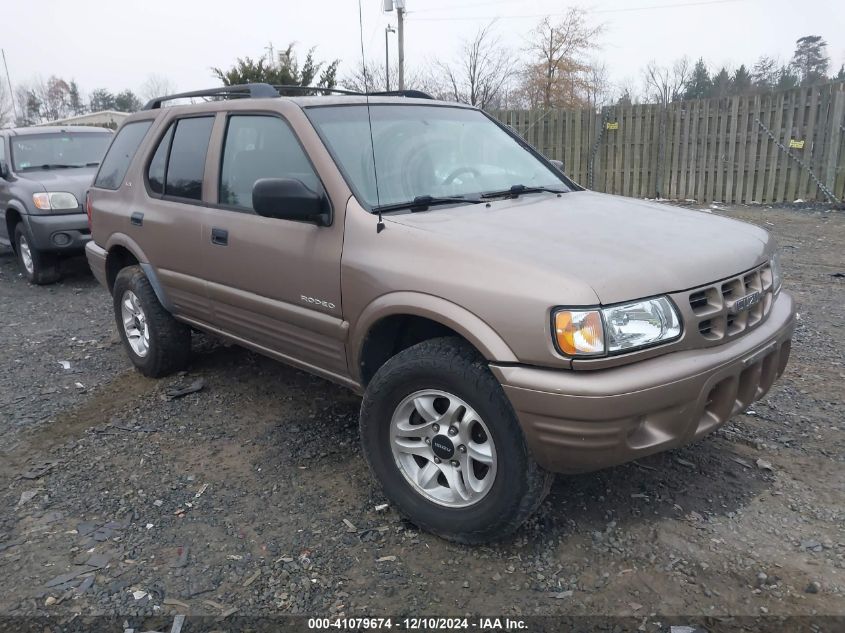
[789,139,805,149]
[606,121,619,130]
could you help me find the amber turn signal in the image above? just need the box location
[554,310,605,356]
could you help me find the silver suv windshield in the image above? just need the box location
[11,132,112,172]
[307,104,570,210]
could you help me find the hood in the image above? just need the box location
[385,190,773,305]
[16,167,98,203]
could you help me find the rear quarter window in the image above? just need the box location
[94,120,153,190]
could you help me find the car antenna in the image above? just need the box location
[358,0,385,233]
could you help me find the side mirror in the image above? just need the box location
[0,160,9,179]
[252,178,329,225]
[550,159,565,173]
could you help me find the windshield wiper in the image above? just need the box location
[481,184,566,199]
[374,194,483,214]
[85,162,100,167]
[35,163,74,170]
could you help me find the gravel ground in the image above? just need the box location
[0,205,843,628]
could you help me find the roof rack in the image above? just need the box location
[272,85,433,99]
[142,83,434,110]
[369,90,434,99]
[142,83,279,110]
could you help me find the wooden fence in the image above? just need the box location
[492,81,845,205]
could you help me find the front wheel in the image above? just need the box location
[359,337,552,544]
[113,266,191,377]
[14,223,60,285]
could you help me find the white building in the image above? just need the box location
[37,110,130,129]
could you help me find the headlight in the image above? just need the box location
[770,252,782,293]
[32,192,79,211]
[603,297,681,353]
[553,297,682,357]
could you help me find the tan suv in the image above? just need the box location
[86,84,795,543]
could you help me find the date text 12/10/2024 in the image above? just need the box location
[307,617,528,630]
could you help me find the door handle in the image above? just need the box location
[211,227,228,246]
[130,212,143,226]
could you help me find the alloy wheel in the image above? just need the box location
[389,389,497,508]
[121,290,150,357]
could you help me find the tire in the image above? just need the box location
[14,223,60,285]
[112,265,191,377]
[359,337,552,544]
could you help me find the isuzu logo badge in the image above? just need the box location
[730,291,761,314]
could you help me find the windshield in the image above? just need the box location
[10,132,112,171]
[307,105,570,209]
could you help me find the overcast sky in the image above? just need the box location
[2,0,843,100]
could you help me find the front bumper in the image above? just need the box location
[24,212,91,253]
[85,241,108,288]
[492,291,795,474]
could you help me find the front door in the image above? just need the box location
[201,113,347,378]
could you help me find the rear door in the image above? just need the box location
[137,115,217,321]
[200,112,347,378]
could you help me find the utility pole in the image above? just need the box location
[384,25,395,91]
[397,1,405,90]
[384,0,406,91]
[2,49,17,123]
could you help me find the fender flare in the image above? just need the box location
[4,200,29,244]
[105,233,174,313]
[348,292,519,382]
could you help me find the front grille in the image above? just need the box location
[682,262,774,345]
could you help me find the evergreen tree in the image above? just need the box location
[683,58,712,99]
[68,81,85,115]
[731,64,752,95]
[751,56,779,91]
[114,90,141,112]
[790,35,829,85]
[776,66,799,90]
[89,89,116,112]
[212,44,339,95]
[710,67,732,98]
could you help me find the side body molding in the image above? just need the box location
[348,291,520,384]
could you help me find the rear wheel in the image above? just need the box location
[359,337,552,543]
[113,266,191,377]
[14,223,60,285]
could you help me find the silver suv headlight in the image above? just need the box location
[553,297,682,357]
[32,192,79,211]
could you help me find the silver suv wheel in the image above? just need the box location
[389,389,497,508]
[120,290,150,357]
[18,234,34,275]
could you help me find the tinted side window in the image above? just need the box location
[147,124,174,195]
[220,115,320,210]
[165,117,213,201]
[94,121,153,190]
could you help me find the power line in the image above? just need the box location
[411,0,523,13]
[410,0,749,21]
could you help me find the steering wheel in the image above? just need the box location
[442,166,482,186]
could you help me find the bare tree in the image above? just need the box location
[140,74,177,103]
[341,60,396,93]
[0,82,13,128]
[583,59,611,108]
[614,77,640,105]
[520,9,603,108]
[435,22,517,109]
[341,60,445,98]
[643,57,691,106]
